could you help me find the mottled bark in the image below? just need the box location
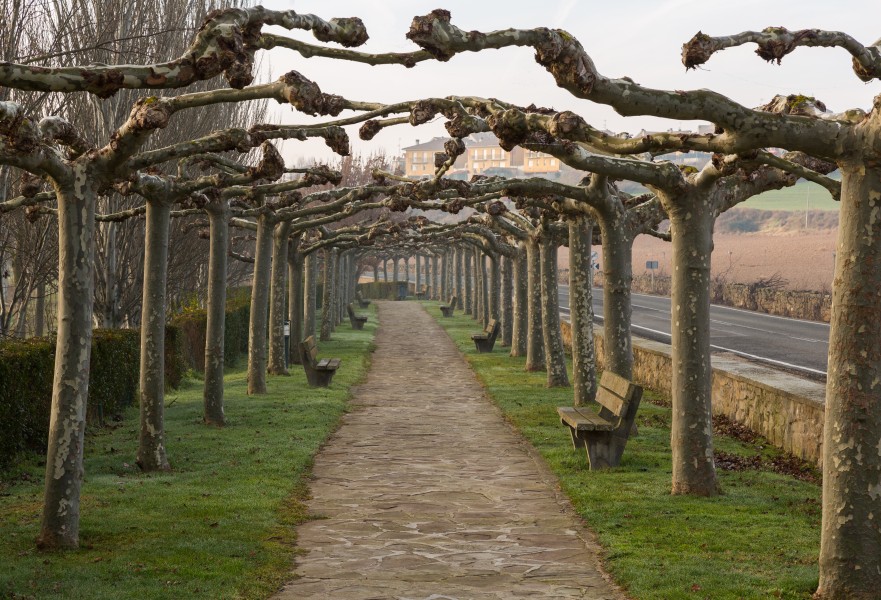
[569,215,597,406]
[415,253,422,293]
[392,256,399,283]
[136,197,172,472]
[423,254,431,298]
[668,197,718,496]
[267,220,291,375]
[440,252,448,301]
[511,248,528,357]
[431,255,439,300]
[540,231,569,387]
[455,248,464,309]
[247,213,273,395]
[203,199,228,425]
[304,252,318,339]
[489,252,501,322]
[320,248,335,341]
[288,245,304,365]
[37,176,97,550]
[817,164,881,599]
[382,258,388,282]
[464,250,473,314]
[501,254,513,347]
[525,238,545,371]
[597,215,634,379]
[480,251,489,326]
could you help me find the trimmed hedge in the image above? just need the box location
[0,327,187,469]
[172,287,250,372]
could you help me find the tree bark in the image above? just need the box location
[288,242,304,365]
[136,196,172,472]
[320,248,335,341]
[540,230,569,387]
[597,214,634,379]
[501,254,513,348]
[203,198,228,426]
[511,247,528,357]
[415,253,421,294]
[489,252,501,322]
[431,255,439,300]
[668,196,718,496]
[37,176,97,550]
[569,215,597,405]
[424,255,431,298]
[247,213,272,395]
[525,238,545,371]
[267,220,291,376]
[455,247,464,309]
[392,256,399,283]
[304,251,317,339]
[464,250,473,315]
[817,163,881,599]
[440,252,448,302]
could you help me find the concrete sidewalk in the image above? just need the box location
[273,301,623,599]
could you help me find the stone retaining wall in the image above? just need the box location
[560,321,826,465]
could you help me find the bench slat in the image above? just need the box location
[558,406,616,431]
[596,387,627,417]
[601,371,638,401]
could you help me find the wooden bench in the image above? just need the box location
[557,371,643,470]
[439,295,457,317]
[299,335,341,387]
[471,318,500,353]
[355,291,371,308]
[347,303,368,330]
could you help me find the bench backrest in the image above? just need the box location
[346,303,356,318]
[487,319,500,342]
[299,335,318,368]
[448,295,457,306]
[596,371,641,426]
[485,318,498,334]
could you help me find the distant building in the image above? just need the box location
[402,133,528,179]
[523,150,561,176]
[402,138,462,178]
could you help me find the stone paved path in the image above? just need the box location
[273,301,623,599]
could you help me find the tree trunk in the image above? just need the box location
[320,248,335,341]
[332,250,342,327]
[136,197,172,472]
[597,215,634,379]
[424,255,431,298]
[392,256,399,283]
[489,252,501,322]
[247,213,272,395]
[267,220,290,376]
[525,238,545,371]
[203,198,228,426]
[382,258,387,282]
[304,252,317,339]
[817,164,881,599]
[569,215,597,405]
[440,252,448,302]
[288,243,304,365]
[540,231,569,387]
[431,255,439,300]
[37,177,97,550]
[464,250,473,315]
[415,253,421,294]
[455,247,464,309]
[511,247,528,357]
[668,198,718,497]
[501,254,513,347]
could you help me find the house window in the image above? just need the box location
[528,159,534,167]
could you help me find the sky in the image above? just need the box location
[258,0,881,164]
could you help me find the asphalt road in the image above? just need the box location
[558,285,829,379]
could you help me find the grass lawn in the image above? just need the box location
[426,302,821,600]
[0,304,376,600]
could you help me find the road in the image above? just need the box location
[558,285,829,379]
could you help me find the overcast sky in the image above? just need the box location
[260,0,881,164]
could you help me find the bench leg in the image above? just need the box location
[585,433,625,470]
[351,321,364,330]
[564,423,587,452]
[314,371,335,387]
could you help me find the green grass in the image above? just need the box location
[426,302,821,600]
[739,179,839,212]
[0,305,377,600]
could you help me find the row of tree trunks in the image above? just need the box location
[568,215,597,405]
[268,221,292,376]
[501,254,513,348]
[511,247,528,357]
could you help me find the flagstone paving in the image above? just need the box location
[273,300,623,600]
